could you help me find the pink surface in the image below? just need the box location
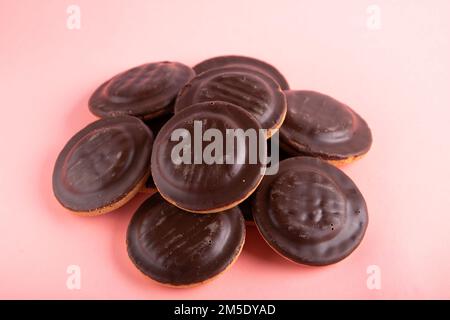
[1,0,449,299]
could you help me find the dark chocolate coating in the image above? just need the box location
[253,157,368,266]
[267,135,291,162]
[193,55,290,90]
[127,194,246,286]
[239,197,255,225]
[174,66,287,132]
[53,116,153,212]
[144,113,174,190]
[144,174,157,191]
[144,112,174,137]
[279,90,372,160]
[152,101,265,213]
[89,61,194,119]
[239,138,291,224]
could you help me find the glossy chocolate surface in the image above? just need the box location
[174,66,287,132]
[127,193,245,286]
[144,113,174,190]
[253,157,368,265]
[239,137,290,224]
[89,61,194,119]
[193,55,290,90]
[152,101,265,213]
[53,116,153,212]
[279,90,372,160]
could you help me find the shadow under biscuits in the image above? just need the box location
[243,228,290,266]
[244,228,324,273]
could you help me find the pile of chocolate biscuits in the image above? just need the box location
[53,56,372,287]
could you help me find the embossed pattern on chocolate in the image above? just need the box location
[152,101,266,213]
[53,116,153,213]
[53,55,373,284]
[143,113,174,191]
[127,193,245,286]
[89,61,194,119]
[174,66,286,134]
[253,156,368,265]
[193,55,290,90]
[280,90,372,160]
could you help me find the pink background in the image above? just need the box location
[1,0,449,299]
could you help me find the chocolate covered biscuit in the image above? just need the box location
[152,101,266,213]
[175,66,287,136]
[279,90,372,164]
[253,157,368,265]
[89,61,194,119]
[53,116,153,215]
[127,194,246,287]
[193,55,290,90]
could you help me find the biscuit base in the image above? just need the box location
[327,154,366,167]
[140,186,157,195]
[265,98,287,139]
[67,172,150,217]
[280,140,368,167]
